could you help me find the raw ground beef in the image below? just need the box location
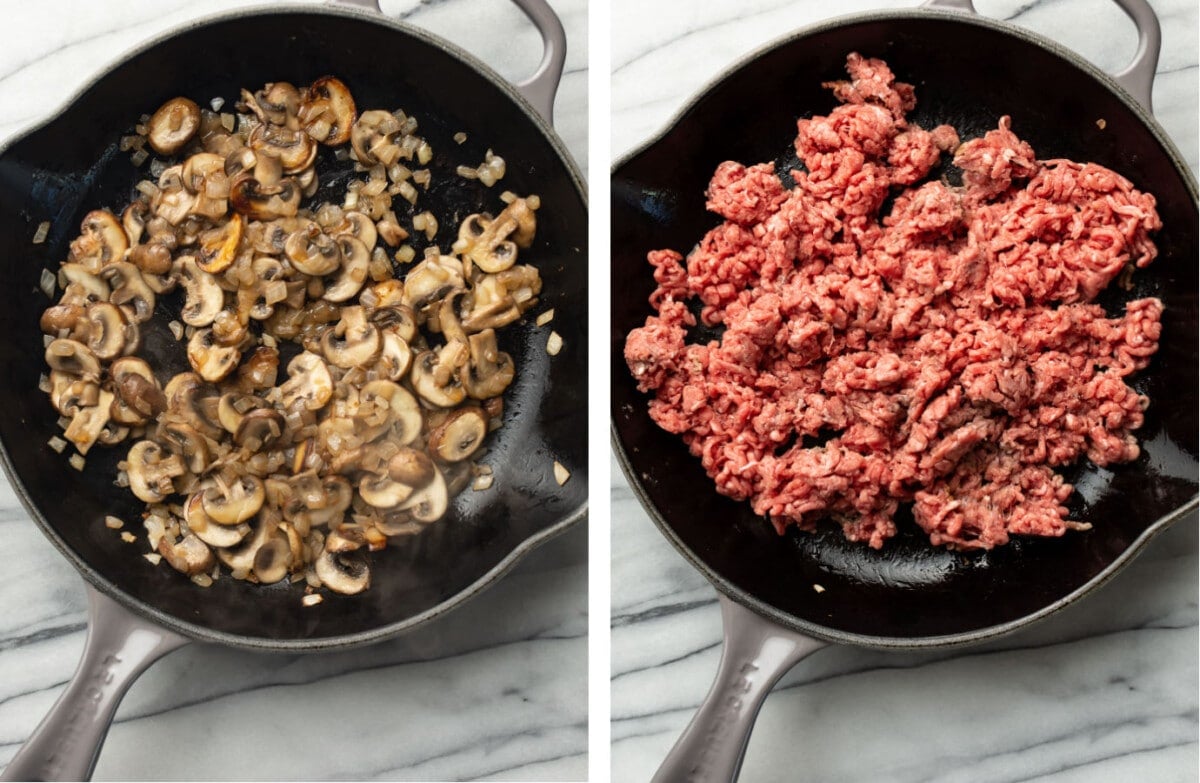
[624,53,1163,551]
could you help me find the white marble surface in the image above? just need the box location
[611,1,1198,781]
[0,1,587,781]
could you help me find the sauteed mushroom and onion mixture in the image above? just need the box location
[37,77,558,599]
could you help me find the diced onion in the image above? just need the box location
[453,132,467,144]
[40,268,56,298]
[47,436,67,453]
[553,461,570,486]
[536,309,555,327]
[105,516,124,529]
[546,331,563,356]
[144,553,163,565]
[33,221,51,245]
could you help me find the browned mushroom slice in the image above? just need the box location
[103,262,156,323]
[67,210,129,272]
[321,306,381,368]
[177,256,225,327]
[159,421,211,473]
[350,110,403,166]
[252,532,292,584]
[59,264,111,305]
[359,379,422,445]
[158,532,215,576]
[202,475,265,525]
[358,472,414,509]
[388,447,435,488]
[110,357,166,425]
[248,123,317,173]
[462,329,516,399]
[402,254,465,310]
[243,82,301,126]
[83,303,133,360]
[125,440,185,503]
[284,222,342,276]
[315,549,369,595]
[217,391,266,434]
[129,239,173,277]
[218,512,277,573]
[165,373,223,439]
[235,409,286,451]
[325,525,366,553]
[211,309,249,347]
[300,76,356,146]
[280,352,334,411]
[410,342,469,408]
[375,331,413,382]
[428,407,488,463]
[322,236,370,302]
[196,213,243,274]
[229,174,301,220]
[40,304,86,339]
[236,345,279,391]
[187,328,240,382]
[330,210,377,249]
[64,389,116,455]
[45,339,101,379]
[396,465,449,523]
[147,97,201,156]
[186,492,249,548]
[370,304,418,343]
[49,371,100,416]
[458,212,519,274]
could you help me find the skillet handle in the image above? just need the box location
[0,585,187,782]
[326,0,566,125]
[920,0,1161,112]
[651,594,826,783]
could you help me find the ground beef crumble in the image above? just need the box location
[624,53,1162,551]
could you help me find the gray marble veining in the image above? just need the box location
[0,1,587,780]
[611,0,1198,781]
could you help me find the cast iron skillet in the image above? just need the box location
[0,1,587,780]
[611,0,1196,780]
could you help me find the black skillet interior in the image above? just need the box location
[0,8,587,647]
[612,14,1198,643]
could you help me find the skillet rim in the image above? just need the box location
[0,2,589,652]
[610,7,1199,650]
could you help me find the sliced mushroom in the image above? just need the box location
[50,371,100,416]
[286,473,353,528]
[211,308,249,347]
[325,525,366,553]
[187,328,240,382]
[235,408,285,451]
[186,492,249,548]
[243,82,301,127]
[322,236,370,302]
[461,213,518,274]
[59,264,111,304]
[67,210,129,272]
[321,306,381,368]
[236,345,279,391]
[110,357,165,425]
[40,304,87,339]
[201,474,265,525]
[248,123,317,173]
[396,465,449,523]
[147,97,201,156]
[280,351,334,411]
[165,373,223,439]
[330,210,377,249]
[359,379,422,444]
[217,391,265,434]
[84,302,135,360]
[158,532,215,576]
[370,304,418,343]
[460,275,523,331]
[375,331,413,381]
[196,212,243,274]
[103,262,156,323]
[218,513,276,572]
[428,407,488,462]
[402,253,465,310]
[284,222,342,276]
[410,341,468,407]
[125,440,185,503]
[462,329,516,399]
[129,239,173,277]
[177,256,225,327]
[388,447,435,488]
[46,339,101,379]
[350,110,403,166]
[300,76,356,146]
[252,532,292,584]
[64,389,116,455]
[315,549,369,595]
[160,421,211,473]
[229,174,301,220]
[358,472,413,508]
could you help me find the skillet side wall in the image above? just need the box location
[0,11,587,644]
[611,17,1198,640]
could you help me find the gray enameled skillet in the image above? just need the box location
[610,0,1197,780]
[0,1,587,779]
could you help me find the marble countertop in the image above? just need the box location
[611,1,1198,781]
[0,1,587,781]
